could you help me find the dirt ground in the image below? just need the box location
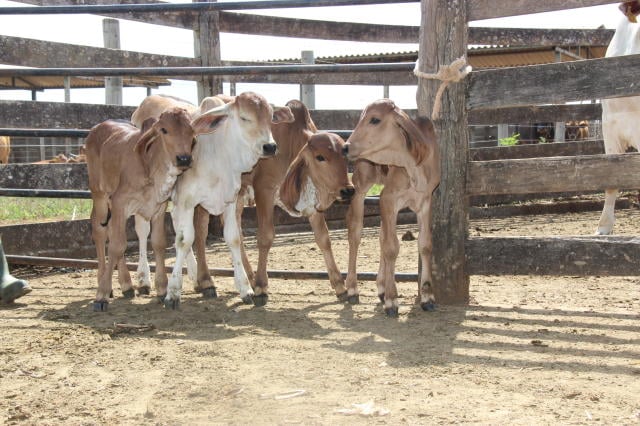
[1,208,639,425]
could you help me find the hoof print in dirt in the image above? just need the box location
[385,306,399,318]
[122,288,135,299]
[93,300,109,312]
[201,287,218,299]
[336,291,349,303]
[253,293,268,307]
[241,294,254,305]
[137,286,150,296]
[421,301,437,312]
[347,294,360,305]
[164,298,180,310]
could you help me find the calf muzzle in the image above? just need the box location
[262,142,278,157]
[176,154,193,168]
[341,144,350,157]
[339,186,356,201]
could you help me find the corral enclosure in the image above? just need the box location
[1,0,640,423]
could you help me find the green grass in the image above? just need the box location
[367,184,384,196]
[0,197,92,225]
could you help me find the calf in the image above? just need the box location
[597,1,640,234]
[0,136,10,164]
[135,92,294,308]
[86,107,219,311]
[343,99,440,317]
[565,120,589,141]
[219,100,354,305]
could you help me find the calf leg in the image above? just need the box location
[252,188,277,306]
[596,189,618,235]
[108,209,134,299]
[345,189,367,305]
[91,200,111,311]
[223,202,254,304]
[192,204,217,298]
[134,214,152,295]
[417,197,436,311]
[166,205,196,309]
[308,211,347,301]
[150,208,168,300]
[378,195,400,317]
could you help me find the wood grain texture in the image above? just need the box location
[468,0,619,21]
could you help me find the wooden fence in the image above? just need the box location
[1,0,639,304]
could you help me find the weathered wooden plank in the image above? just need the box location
[467,236,640,276]
[0,100,134,129]
[468,55,640,110]
[0,163,88,190]
[468,104,602,125]
[469,27,613,47]
[470,140,604,161]
[227,70,416,85]
[0,35,197,69]
[11,0,196,29]
[417,0,469,304]
[467,153,640,196]
[469,0,619,21]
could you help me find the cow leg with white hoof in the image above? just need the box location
[165,207,196,309]
[222,203,254,305]
[596,189,618,235]
[0,237,31,304]
[134,214,152,295]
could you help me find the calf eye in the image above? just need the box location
[160,128,168,134]
[369,117,381,125]
[315,155,326,162]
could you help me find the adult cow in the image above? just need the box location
[86,107,220,311]
[133,92,294,308]
[189,100,354,306]
[596,1,640,234]
[343,99,440,317]
[0,136,10,164]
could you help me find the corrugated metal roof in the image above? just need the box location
[259,45,608,69]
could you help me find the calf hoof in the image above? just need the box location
[163,297,180,310]
[156,295,166,304]
[347,294,360,305]
[93,300,109,312]
[385,306,399,318]
[137,286,151,296]
[122,289,135,299]
[253,293,268,307]
[201,287,218,299]
[421,301,437,312]
[0,280,32,304]
[378,293,385,304]
[241,294,254,305]
[336,291,349,303]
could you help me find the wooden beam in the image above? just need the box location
[468,104,602,125]
[470,140,604,161]
[417,0,469,304]
[0,100,134,128]
[468,0,620,21]
[469,27,613,47]
[0,35,197,69]
[468,54,640,110]
[467,236,640,276]
[467,153,640,196]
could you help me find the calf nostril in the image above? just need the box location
[340,187,355,199]
[263,143,277,156]
[341,144,349,156]
[176,155,192,167]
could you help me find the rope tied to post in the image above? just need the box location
[413,56,472,121]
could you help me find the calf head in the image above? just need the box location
[343,99,432,167]
[134,106,224,171]
[280,132,354,214]
[224,92,294,159]
[620,1,640,22]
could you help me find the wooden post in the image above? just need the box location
[416,0,470,304]
[103,19,123,105]
[300,50,315,108]
[193,0,222,100]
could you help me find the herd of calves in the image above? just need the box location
[80,94,439,317]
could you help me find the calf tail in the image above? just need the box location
[100,208,111,227]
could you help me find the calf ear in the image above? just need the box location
[193,103,231,135]
[279,154,306,214]
[272,105,295,124]
[396,111,429,165]
[134,120,159,156]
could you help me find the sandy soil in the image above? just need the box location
[1,208,639,425]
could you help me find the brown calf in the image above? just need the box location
[223,100,354,305]
[86,107,219,311]
[0,136,10,164]
[565,120,589,141]
[343,99,440,317]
